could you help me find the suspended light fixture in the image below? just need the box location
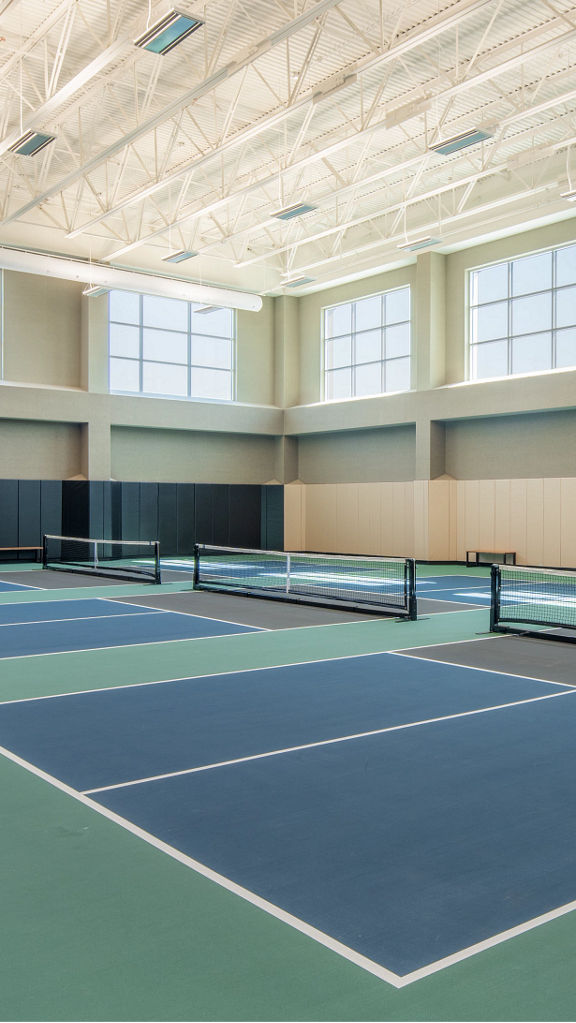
[134,9,203,55]
[429,128,493,156]
[8,131,56,156]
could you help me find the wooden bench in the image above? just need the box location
[0,546,43,562]
[466,550,516,567]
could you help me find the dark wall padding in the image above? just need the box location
[0,480,284,558]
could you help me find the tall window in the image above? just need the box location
[323,286,411,401]
[109,291,235,401]
[469,243,576,380]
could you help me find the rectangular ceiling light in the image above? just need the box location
[162,249,198,263]
[273,202,317,221]
[82,285,109,297]
[8,131,56,156]
[284,276,316,287]
[397,236,441,252]
[429,128,493,156]
[134,9,203,55]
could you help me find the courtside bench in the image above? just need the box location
[466,550,516,566]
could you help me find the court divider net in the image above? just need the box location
[43,535,161,584]
[490,563,576,641]
[193,544,417,618]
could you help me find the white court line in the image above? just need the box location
[0,610,169,629]
[391,650,576,689]
[418,595,487,609]
[0,742,402,989]
[3,738,575,989]
[103,595,272,631]
[83,688,576,795]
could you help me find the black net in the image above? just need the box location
[43,535,161,583]
[194,544,417,618]
[491,564,576,635]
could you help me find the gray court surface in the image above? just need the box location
[0,569,129,588]
[402,634,576,685]
[109,589,383,629]
[417,597,485,614]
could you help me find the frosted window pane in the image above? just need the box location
[143,328,187,363]
[385,323,410,358]
[556,327,576,368]
[109,290,140,323]
[385,358,411,392]
[512,293,551,335]
[511,333,552,374]
[142,294,188,330]
[470,264,508,305]
[110,323,139,358]
[110,358,140,392]
[325,336,352,369]
[325,368,352,400]
[191,336,232,369]
[190,368,231,400]
[142,362,188,396]
[471,301,508,342]
[355,295,382,332]
[556,245,576,287]
[325,303,352,338]
[555,286,576,329]
[355,362,382,397]
[385,287,410,324]
[355,330,381,363]
[472,340,508,378]
[190,306,233,337]
[512,252,552,295]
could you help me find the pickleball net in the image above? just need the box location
[43,535,161,583]
[193,544,417,618]
[490,563,576,640]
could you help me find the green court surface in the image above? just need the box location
[1,563,574,1023]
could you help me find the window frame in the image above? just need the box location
[108,292,236,402]
[321,285,412,402]
[467,242,576,381]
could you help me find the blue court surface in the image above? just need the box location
[0,597,258,657]
[0,579,36,592]
[416,575,491,605]
[0,651,574,980]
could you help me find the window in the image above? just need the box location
[469,243,576,380]
[108,291,235,401]
[323,286,411,401]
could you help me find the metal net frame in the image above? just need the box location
[43,535,161,584]
[490,563,576,642]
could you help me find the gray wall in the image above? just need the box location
[0,420,82,478]
[111,427,279,483]
[444,411,576,479]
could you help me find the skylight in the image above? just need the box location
[134,9,203,55]
[8,131,56,156]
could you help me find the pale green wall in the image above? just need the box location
[111,427,278,483]
[444,411,576,480]
[298,426,416,483]
[0,420,82,478]
[3,272,82,388]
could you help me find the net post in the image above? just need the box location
[285,553,291,595]
[42,534,48,570]
[93,540,99,572]
[193,544,200,587]
[154,541,161,584]
[489,564,500,632]
[406,558,417,620]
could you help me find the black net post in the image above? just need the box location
[42,534,48,570]
[154,541,161,584]
[489,564,501,632]
[193,543,200,587]
[406,558,417,621]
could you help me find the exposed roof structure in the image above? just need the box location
[1,0,576,296]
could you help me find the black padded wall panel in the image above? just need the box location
[40,481,62,540]
[62,481,90,538]
[0,481,19,547]
[158,484,178,554]
[18,480,41,545]
[229,486,261,548]
[139,484,159,542]
[261,485,284,550]
[176,484,196,554]
[120,482,140,541]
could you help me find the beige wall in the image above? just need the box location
[111,427,278,483]
[0,419,82,479]
[285,478,576,568]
